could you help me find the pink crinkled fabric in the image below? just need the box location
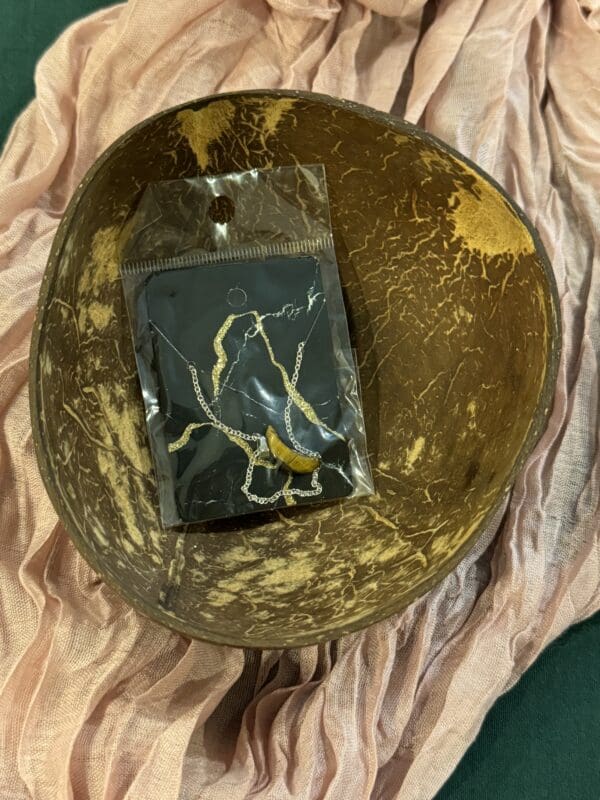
[1,1,598,798]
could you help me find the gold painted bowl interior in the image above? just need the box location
[31,92,559,647]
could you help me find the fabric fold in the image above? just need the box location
[1,1,599,798]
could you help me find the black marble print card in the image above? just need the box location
[140,255,353,523]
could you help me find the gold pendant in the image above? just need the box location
[265,426,320,474]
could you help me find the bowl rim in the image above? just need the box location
[29,88,562,648]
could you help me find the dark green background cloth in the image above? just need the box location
[2,3,598,798]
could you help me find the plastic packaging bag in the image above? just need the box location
[121,165,373,526]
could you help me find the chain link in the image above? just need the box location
[188,364,262,444]
[187,341,322,505]
[283,342,320,459]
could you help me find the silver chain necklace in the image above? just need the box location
[152,321,323,506]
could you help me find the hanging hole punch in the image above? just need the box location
[227,287,247,308]
[208,195,235,224]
